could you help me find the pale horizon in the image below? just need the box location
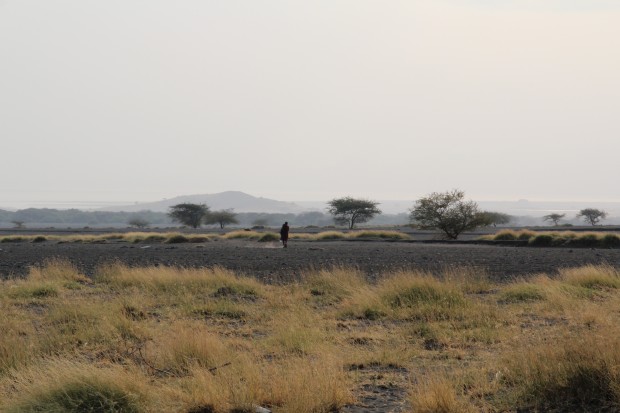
[2,1,619,206]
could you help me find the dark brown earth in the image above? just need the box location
[1,239,620,282]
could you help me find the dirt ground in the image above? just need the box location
[2,239,620,282]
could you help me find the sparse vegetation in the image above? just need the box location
[2,261,620,411]
[484,230,620,248]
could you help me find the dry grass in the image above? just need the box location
[484,229,620,247]
[3,262,620,411]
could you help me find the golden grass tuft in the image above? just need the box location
[0,359,150,413]
[411,376,476,413]
[3,260,620,411]
[558,265,620,290]
[503,333,620,411]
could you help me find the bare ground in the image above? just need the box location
[1,239,620,282]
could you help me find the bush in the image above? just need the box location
[32,236,47,243]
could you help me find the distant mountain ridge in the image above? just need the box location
[99,191,308,213]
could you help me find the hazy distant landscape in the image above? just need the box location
[1,191,619,228]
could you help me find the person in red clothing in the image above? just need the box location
[279,222,290,248]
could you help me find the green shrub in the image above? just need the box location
[32,236,47,243]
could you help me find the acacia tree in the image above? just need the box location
[204,209,239,229]
[478,211,512,228]
[543,213,565,226]
[409,189,483,240]
[577,208,607,226]
[168,203,209,228]
[127,217,150,229]
[327,197,381,229]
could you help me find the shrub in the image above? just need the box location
[32,236,47,243]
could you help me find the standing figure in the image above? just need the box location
[280,222,290,248]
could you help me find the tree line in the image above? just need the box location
[1,191,611,237]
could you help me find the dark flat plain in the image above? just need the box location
[1,239,619,282]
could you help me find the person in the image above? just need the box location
[279,221,290,248]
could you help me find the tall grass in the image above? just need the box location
[3,260,620,411]
[485,230,620,248]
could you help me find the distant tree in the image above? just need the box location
[327,197,381,229]
[168,203,209,228]
[252,218,269,227]
[205,209,239,229]
[478,211,512,228]
[410,189,483,240]
[11,220,24,229]
[576,208,608,226]
[542,213,566,226]
[127,217,150,229]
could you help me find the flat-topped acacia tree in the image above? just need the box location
[168,203,209,229]
[327,197,381,229]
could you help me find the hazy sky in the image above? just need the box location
[1,0,619,207]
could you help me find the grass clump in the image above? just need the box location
[559,265,620,290]
[503,335,620,411]
[499,283,546,303]
[528,234,554,246]
[258,232,280,242]
[315,231,346,240]
[221,230,262,240]
[348,230,410,240]
[165,234,189,244]
[2,360,147,413]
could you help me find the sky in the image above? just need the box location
[1,0,619,208]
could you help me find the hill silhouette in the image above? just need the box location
[99,191,308,213]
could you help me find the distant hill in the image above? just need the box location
[99,191,308,214]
